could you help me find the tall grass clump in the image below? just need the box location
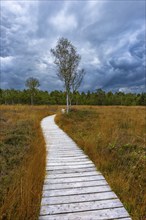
[0,105,59,220]
[55,106,146,220]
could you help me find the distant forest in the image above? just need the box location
[0,89,145,106]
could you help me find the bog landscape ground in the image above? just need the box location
[0,105,146,220]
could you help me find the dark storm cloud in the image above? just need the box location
[0,0,145,93]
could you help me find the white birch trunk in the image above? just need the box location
[66,92,69,114]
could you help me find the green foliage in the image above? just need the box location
[25,77,40,90]
[0,88,145,106]
[51,38,81,90]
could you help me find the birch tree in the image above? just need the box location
[51,38,82,113]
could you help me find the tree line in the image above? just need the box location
[0,88,145,106]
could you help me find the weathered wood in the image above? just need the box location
[39,115,131,219]
[40,199,123,215]
[44,175,105,184]
[47,167,97,174]
[48,158,90,162]
[46,164,95,170]
[42,185,111,197]
[47,156,86,159]
[43,179,107,190]
[48,160,93,165]
[41,191,118,205]
[39,207,129,220]
[45,171,101,179]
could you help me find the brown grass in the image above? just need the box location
[0,105,61,220]
[55,106,146,220]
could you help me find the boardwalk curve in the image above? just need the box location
[39,115,131,220]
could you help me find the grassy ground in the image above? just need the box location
[55,106,146,220]
[0,105,60,220]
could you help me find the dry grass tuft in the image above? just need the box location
[55,106,146,220]
[0,105,60,220]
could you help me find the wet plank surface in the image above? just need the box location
[39,115,131,220]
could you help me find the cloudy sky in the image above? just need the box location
[1,0,145,93]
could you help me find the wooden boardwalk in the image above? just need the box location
[39,115,131,220]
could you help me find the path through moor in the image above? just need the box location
[39,115,131,220]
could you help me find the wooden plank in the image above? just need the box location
[48,144,82,148]
[48,143,80,146]
[118,218,132,220]
[39,207,129,220]
[47,161,92,165]
[48,143,79,146]
[41,191,118,205]
[46,171,101,179]
[46,164,95,170]
[43,179,108,190]
[49,144,79,147]
[48,155,88,159]
[44,174,105,184]
[48,161,93,166]
[48,151,83,153]
[47,167,97,174]
[48,158,90,162]
[40,198,123,215]
[48,149,83,153]
[48,156,86,159]
[48,155,87,158]
[48,148,83,151]
[42,185,111,197]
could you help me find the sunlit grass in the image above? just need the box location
[0,105,60,220]
[55,106,146,220]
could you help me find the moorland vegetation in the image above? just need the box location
[0,104,145,219]
[56,106,146,220]
[0,105,60,220]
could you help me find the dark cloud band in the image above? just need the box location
[1,0,145,93]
